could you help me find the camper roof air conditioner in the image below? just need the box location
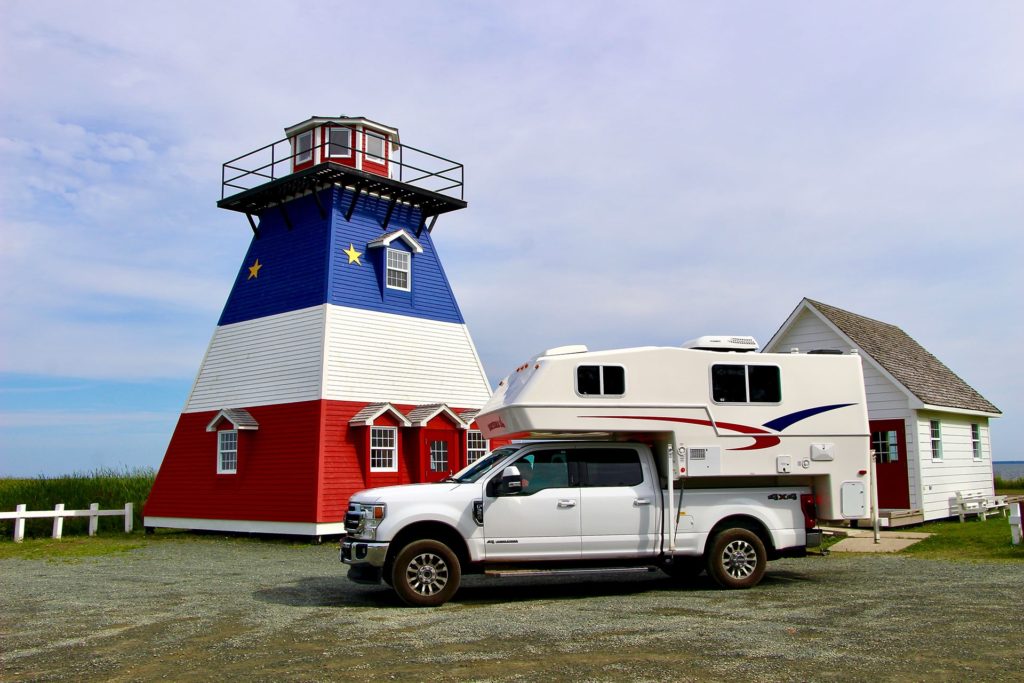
[680,336,759,353]
[541,344,589,356]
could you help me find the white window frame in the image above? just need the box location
[385,248,411,291]
[217,429,238,474]
[364,130,386,165]
[467,430,488,464]
[971,423,983,460]
[429,440,449,473]
[326,126,353,159]
[370,426,398,472]
[294,130,313,165]
[929,420,943,461]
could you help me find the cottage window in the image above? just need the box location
[294,130,313,165]
[370,426,398,472]
[217,430,238,474]
[576,365,625,396]
[467,430,488,464]
[929,420,943,460]
[971,424,982,460]
[430,440,449,473]
[712,364,781,404]
[326,127,353,159]
[364,130,386,164]
[871,430,899,464]
[386,248,411,291]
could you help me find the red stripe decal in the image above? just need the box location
[578,415,781,451]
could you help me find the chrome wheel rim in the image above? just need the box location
[406,552,450,596]
[722,539,757,579]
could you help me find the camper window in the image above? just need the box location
[576,365,625,396]
[712,364,781,404]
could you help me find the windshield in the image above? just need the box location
[451,445,523,483]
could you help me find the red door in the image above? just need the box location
[421,429,456,483]
[870,419,910,509]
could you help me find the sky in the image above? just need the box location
[1,1,1021,476]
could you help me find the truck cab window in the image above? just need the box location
[579,449,643,487]
[506,450,571,494]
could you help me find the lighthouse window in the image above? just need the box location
[217,430,238,474]
[386,248,411,291]
[576,365,625,396]
[326,127,353,158]
[364,131,386,164]
[370,426,398,471]
[294,130,313,165]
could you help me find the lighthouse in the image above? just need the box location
[143,117,497,535]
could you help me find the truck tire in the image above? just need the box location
[391,539,461,607]
[705,528,766,589]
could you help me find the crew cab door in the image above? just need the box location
[577,447,660,558]
[481,448,581,560]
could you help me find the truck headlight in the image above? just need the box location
[359,504,386,539]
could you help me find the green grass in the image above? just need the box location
[0,467,155,539]
[994,475,1024,496]
[901,515,1023,561]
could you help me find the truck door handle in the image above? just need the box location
[557,499,577,508]
[633,498,652,507]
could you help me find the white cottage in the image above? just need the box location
[765,299,1001,523]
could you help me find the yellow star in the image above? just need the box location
[247,258,262,280]
[343,244,362,265]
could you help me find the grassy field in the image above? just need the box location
[994,475,1024,495]
[0,468,154,539]
[903,514,1023,561]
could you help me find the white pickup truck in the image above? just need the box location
[341,440,821,606]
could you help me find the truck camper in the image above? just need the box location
[341,336,873,606]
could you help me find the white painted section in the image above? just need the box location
[914,412,995,521]
[185,306,326,413]
[144,516,346,536]
[324,305,492,407]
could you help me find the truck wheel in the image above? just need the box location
[706,528,766,589]
[391,539,461,607]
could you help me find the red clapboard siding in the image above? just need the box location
[145,401,322,522]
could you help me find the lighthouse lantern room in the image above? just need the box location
[144,116,498,536]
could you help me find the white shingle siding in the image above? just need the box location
[185,306,325,412]
[184,304,492,413]
[324,305,491,407]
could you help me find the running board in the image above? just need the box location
[484,566,659,578]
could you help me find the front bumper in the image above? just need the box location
[341,539,390,584]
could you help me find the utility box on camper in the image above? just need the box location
[340,336,873,606]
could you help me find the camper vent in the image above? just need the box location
[689,448,707,461]
[681,336,759,353]
[542,344,589,356]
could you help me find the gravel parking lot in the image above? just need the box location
[1,536,1022,682]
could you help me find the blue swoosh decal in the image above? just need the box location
[762,403,854,432]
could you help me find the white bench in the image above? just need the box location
[951,490,1009,523]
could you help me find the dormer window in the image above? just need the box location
[386,248,411,290]
[294,130,313,164]
[326,127,353,159]
[217,430,238,474]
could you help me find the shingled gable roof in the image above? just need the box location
[782,299,1000,416]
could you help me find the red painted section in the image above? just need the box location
[870,419,911,509]
[147,399,496,527]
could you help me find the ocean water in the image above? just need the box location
[994,461,1024,480]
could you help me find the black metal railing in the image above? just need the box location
[220,125,464,201]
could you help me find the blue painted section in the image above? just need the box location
[218,187,464,326]
[762,404,855,432]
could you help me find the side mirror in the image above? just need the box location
[495,466,522,495]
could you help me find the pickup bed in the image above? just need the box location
[341,441,820,606]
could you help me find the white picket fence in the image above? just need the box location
[0,503,134,542]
